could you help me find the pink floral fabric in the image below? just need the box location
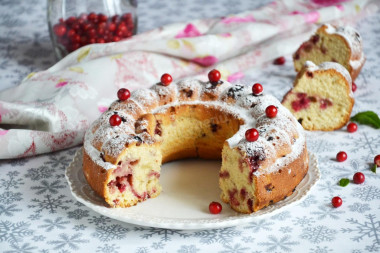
[0,0,376,159]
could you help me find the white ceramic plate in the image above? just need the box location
[65,149,320,230]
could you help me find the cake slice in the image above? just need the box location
[282,61,354,131]
[293,24,365,81]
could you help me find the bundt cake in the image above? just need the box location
[83,70,309,213]
[293,23,365,81]
[282,61,354,131]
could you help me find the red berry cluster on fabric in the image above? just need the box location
[53,12,135,53]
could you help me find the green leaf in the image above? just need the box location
[371,164,377,173]
[351,111,380,129]
[339,178,350,187]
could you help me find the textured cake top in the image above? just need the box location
[322,23,365,70]
[84,78,306,176]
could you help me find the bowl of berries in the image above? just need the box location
[47,0,137,59]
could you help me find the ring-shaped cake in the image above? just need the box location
[83,74,309,213]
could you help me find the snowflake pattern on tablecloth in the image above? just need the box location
[194,227,241,245]
[91,224,129,242]
[342,214,380,252]
[0,0,380,252]
[258,235,300,252]
[300,226,336,244]
[47,233,89,250]
[135,227,190,242]
[0,221,34,245]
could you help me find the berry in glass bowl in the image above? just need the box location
[48,0,138,59]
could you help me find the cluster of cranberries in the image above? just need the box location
[332,153,380,208]
[52,12,135,53]
[245,83,278,143]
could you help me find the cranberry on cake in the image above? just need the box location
[282,61,354,131]
[83,71,309,213]
[293,23,365,81]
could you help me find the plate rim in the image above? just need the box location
[65,148,320,230]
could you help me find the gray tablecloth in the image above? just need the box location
[0,0,380,252]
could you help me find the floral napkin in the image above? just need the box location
[0,0,377,159]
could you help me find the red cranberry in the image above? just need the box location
[108,22,117,32]
[109,114,122,126]
[88,12,98,22]
[53,24,67,37]
[67,29,76,38]
[160,73,172,86]
[66,16,77,26]
[117,88,130,101]
[245,128,259,142]
[117,26,128,36]
[113,36,121,42]
[374,155,380,166]
[69,33,81,43]
[336,151,347,162]
[353,172,365,184]
[70,43,81,51]
[347,122,357,133]
[252,83,263,95]
[98,13,108,22]
[209,201,222,214]
[122,13,132,21]
[265,105,278,118]
[352,82,357,92]
[96,27,105,36]
[331,196,342,208]
[97,38,105,43]
[208,69,221,83]
[88,38,96,44]
[112,15,120,23]
[87,28,97,38]
[273,56,286,65]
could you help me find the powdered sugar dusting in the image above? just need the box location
[84,78,305,174]
[253,123,306,176]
